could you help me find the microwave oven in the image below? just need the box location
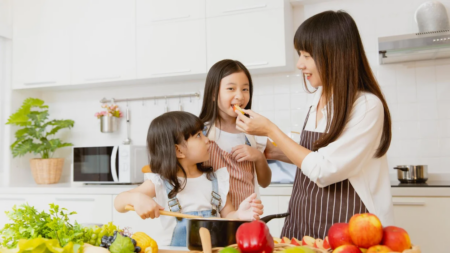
[72,145,148,184]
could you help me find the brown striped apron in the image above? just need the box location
[204,140,254,210]
[280,106,367,240]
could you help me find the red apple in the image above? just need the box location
[281,237,290,244]
[348,213,383,248]
[366,245,391,253]
[381,226,411,252]
[314,239,324,249]
[291,237,302,246]
[328,223,354,249]
[323,236,331,249]
[332,245,362,253]
[302,236,315,247]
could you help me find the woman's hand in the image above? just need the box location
[236,110,277,137]
[236,193,264,220]
[133,192,165,220]
[231,145,263,162]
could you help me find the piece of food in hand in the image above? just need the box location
[233,105,245,115]
[381,226,411,252]
[332,245,362,253]
[328,223,354,249]
[236,220,274,253]
[131,232,158,253]
[220,247,241,253]
[301,236,315,247]
[314,238,324,249]
[366,245,391,253]
[109,233,136,253]
[291,237,302,246]
[323,236,331,250]
[348,213,383,249]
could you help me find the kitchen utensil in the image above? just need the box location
[199,228,212,253]
[394,165,428,183]
[124,205,289,250]
[123,104,132,145]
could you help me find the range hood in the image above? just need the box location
[378,30,450,64]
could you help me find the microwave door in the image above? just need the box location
[111,146,119,182]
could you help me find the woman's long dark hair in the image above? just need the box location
[295,11,391,157]
[147,111,213,198]
[199,59,253,134]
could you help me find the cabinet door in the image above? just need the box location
[392,197,450,253]
[136,19,206,78]
[136,0,204,25]
[0,194,52,228]
[112,195,165,242]
[206,9,288,71]
[260,196,280,236]
[71,0,135,84]
[12,0,71,89]
[51,195,113,225]
[206,0,282,18]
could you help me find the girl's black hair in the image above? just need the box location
[147,111,213,198]
[199,59,253,134]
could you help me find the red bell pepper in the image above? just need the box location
[236,220,274,253]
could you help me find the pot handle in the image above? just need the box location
[260,212,290,223]
[394,166,409,172]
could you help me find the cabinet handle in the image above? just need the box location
[0,198,26,201]
[151,69,191,76]
[223,4,267,13]
[152,15,190,22]
[24,81,56,85]
[393,201,425,206]
[55,198,95,202]
[85,76,121,82]
[244,61,268,67]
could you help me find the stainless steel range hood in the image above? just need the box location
[378,30,450,64]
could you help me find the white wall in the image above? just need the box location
[6,0,450,184]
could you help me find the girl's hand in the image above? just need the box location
[134,193,165,220]
[236,110,276,137]
[231,145,263,162]
[236,193,264,220]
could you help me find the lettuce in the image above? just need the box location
[109,234,134,253]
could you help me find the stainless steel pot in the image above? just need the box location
[394,165,428,183]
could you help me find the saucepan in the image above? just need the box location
[125,205,289,250]
[394,165,428,183]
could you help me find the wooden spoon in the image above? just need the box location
[199,227,212,253]
[125,205,230,220]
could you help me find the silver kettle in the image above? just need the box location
[394,165,428,183]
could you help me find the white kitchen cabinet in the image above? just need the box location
[112,195,165,243]
[12,0,71,89]
[70,0,135,85]
[392,197,450,253]
[206,6,292,71]
[206,0,282,18]
[136,0,205,25]
[136,19,206,78]
[260,196,280,236]
[0,194,54,228]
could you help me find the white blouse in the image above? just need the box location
[300,87,395,226]
[144,167,229,246]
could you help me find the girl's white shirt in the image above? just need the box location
[300,86,395,226]
[214,127,267,153]
[144,167,229,246]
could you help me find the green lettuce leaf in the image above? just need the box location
[109,234,134,253]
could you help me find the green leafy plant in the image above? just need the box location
[6,98,74,159]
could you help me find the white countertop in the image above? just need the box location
[1,182,450,197]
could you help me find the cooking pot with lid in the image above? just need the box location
[394,165,428,183]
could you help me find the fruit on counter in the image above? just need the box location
[366,245,391,253]
[282,246,315,253]
[301,236,315,247]
[0,238,79,253]
[348,213,383,249]
[233,105,245,115]
[109,233,135,253]
[281,237,290,244]
[219,247,241,253]
[236,220,274,253]
[131,232,158,253]
[83,243,110,253]
[323,237,331,250]
[84,222,121,246]
[359,248,367,253]
[381,226,411,252]
[328,223,354,249]
[314,239,324,249]
[332,245,362,253]
[273,237,282,244]
[290,238,302,246]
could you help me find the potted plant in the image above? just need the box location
[95,103,123,133]
[6,98,75,184]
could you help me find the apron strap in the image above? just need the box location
[163,180,182,214]
[302,106,313,131]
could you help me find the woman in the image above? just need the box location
[236,10,394,240]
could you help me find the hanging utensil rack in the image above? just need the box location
[99,92,201,103]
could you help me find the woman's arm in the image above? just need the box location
[264,139,293,164]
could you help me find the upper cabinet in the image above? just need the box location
[206,0,283,18]
[136,0,206,78]
[12,0,71,89]
[70,0,136,84]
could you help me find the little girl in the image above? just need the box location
[199,59,272,210]
[114,111,263,247]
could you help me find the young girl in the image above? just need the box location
[114,111,263,247]
[199,59,272,210]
